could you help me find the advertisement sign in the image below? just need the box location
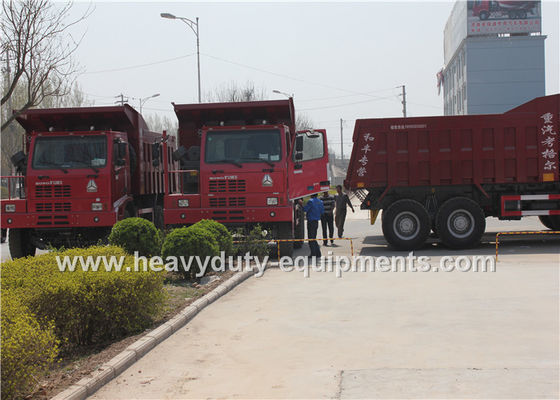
[467,0,541,35]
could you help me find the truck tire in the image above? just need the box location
[539,215,560,230]
[9,228,36,259]
[293,207,305,249]
[480,10,489,20]
[278,222,294,258]
[381,199,430,250]
[436,197,485,249]
[1,228,6,243]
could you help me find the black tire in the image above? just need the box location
[539,215,560,230]
[277,222,294,258]
[293,206,305,249]
[381,199,430,251]
[480,11,489,20]
[153,205,164,230]
[1,228,6,243]
[436,197,486,249]
[9,228,36,259]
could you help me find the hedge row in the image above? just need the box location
[1,246,166,399]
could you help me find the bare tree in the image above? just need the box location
[1,0,91,131]
[144,113,178,136]
[296,112,314,131]
[205,81,268,103]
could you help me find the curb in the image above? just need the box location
[51,268,256,400]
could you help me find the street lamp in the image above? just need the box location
[161,12,201,103]
[272,89,293,99]
[139,93,160,113]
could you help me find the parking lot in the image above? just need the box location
[90,214,559,399]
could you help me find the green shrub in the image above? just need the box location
[161,226,219,280]
[193,219,233,256]
[1,246,165,346]
[1,291,59,400]
[234,224,270,259]
[108,217,161,257]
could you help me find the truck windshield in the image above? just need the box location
[32,136,107,170]
[205,129,282,164]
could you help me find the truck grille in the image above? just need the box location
[36,202,71,213]
[35,185,71,198]
[211,210,245,222]
[37,215,70,226]
[209,197,246,208]
[209,179,246,193]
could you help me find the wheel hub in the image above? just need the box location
[448,209,474,238]
[394,212,420,240]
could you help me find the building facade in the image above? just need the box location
[442,1,546,115]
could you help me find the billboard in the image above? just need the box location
[467,1,541,36]
[444,1,542,64]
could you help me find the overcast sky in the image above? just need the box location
[67,0,559,157]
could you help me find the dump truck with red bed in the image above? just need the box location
[161,99,330,256]
[345,94,560,250]
[1,105,175,258]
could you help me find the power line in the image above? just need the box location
[299,95,396,111]
[82,53,195,74]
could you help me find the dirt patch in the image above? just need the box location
[33,270,234,399]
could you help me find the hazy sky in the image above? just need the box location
[67,1,559,157]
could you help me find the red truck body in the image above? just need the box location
[346,94,560,250]
[1,105,174,257]
[162,99,330,256]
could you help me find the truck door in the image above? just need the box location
[112,139,130,211]
[288,129,330,200]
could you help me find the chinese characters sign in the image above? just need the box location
[356,133,374,178]
[540,112,557,175]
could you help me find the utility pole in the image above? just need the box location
[398,85,407,118]
[115,93,128,106]
[340,118,344,160]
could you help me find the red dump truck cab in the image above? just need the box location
[1,105,174,258]
[162,99,329,256]
[346,94,560,250]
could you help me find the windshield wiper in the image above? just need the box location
[244,157,275,167]
[214,159,243,168]
[37,162,68,174]
[72,161,99,173]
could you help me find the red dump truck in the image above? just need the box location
[160,99,330,256]
[1,105,175,258]
[345,94,560,250]
[472,1,538,20]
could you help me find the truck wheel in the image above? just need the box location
[278,222,294,258]
[293,207,305,249]
[9,228,36,259]
[382,199,430,250]
[480,11,489,20]
[539,215,560,230]
[436,197,485,249]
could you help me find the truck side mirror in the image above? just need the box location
[10,151,27,174]
[152,142,160,167]
[115,142,127,166]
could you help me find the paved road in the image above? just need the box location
[91,214,559,399]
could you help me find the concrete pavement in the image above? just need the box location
[90,217,559,399]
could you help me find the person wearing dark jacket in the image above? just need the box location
[299,194,324,257]
[334,185,354,238]
[321,191,335,245]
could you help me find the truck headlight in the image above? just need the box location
[267,197,278,206]
[91,202,103,211]
[178,199,189,207]
[5,204,15,212]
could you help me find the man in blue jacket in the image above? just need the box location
[299,193,324,258]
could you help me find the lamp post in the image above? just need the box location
[161,12,201,103]
[272,89,293,99]
[139,93,160,113]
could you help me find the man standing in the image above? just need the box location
[334,185,354,238]
[299,194,324,258]
[321,191,335,246]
